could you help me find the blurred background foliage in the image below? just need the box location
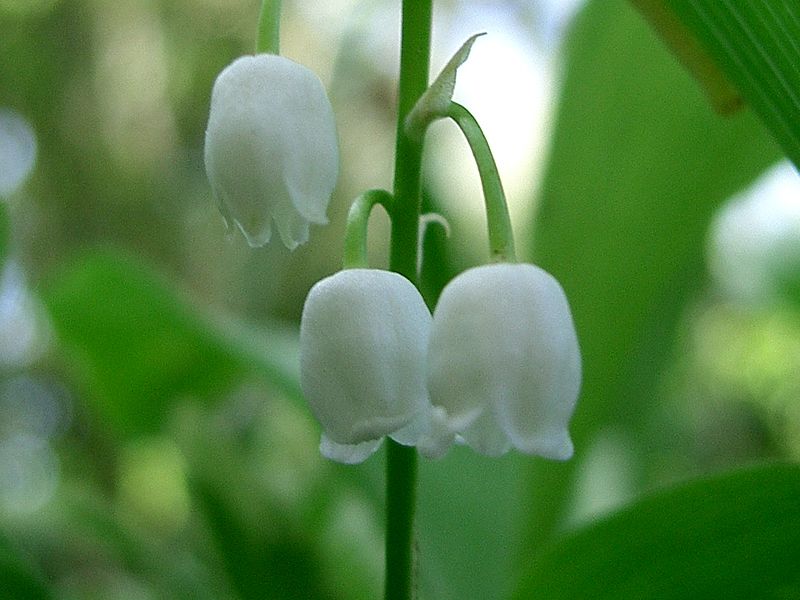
[1,0,799,598]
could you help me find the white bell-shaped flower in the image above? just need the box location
[426,263,581,459]
[204,54,338,249]
[300,269,432,464]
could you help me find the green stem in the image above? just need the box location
[385,441,419,600]
[390,1,432,283]
[447,102,516,262]
[385,2,432,600]
[343,189,393,269]
[256,0,281,54]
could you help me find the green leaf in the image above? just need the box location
[0,531,52,600]
[190,478,334,600]
[417,451,529,599]
[53,488,225,599]
[667,0,800,169]
[630,0,742,113]
[41,249,301,438]
[514,463,800,599]
[523,0,781,551]
[0,203,8,266]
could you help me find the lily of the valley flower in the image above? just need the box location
[204,54,338,250]
[300,263,580,463]
[300,269,431,464]
[426,263,581,459]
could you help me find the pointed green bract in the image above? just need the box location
[404,33,484,140]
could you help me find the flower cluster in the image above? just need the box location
[300,263,581,463]
[203,39,581,466]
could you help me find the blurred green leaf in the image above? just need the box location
[0,531,52,600]
[41,250,301,438]
[668,1,800,169]
[514,463,800,599]
[417,451,528,600]
[0,204,8,265]
[52,488,225,599]
[191,479,333,600]
[523,0,781,552]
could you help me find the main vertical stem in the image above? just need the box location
[390,0,431,282]
[385,1,432,599]
[256,0,281,54]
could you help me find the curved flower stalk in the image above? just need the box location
[204,54,338,249]
[426,263,581,459]
[300,268,432,464]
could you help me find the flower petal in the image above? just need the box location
[300,269,431,447]
[320,434,383,465]
[459,409,512,457]
[427,263,581,459]
[204,54,338,249]
[486,265,580,458]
